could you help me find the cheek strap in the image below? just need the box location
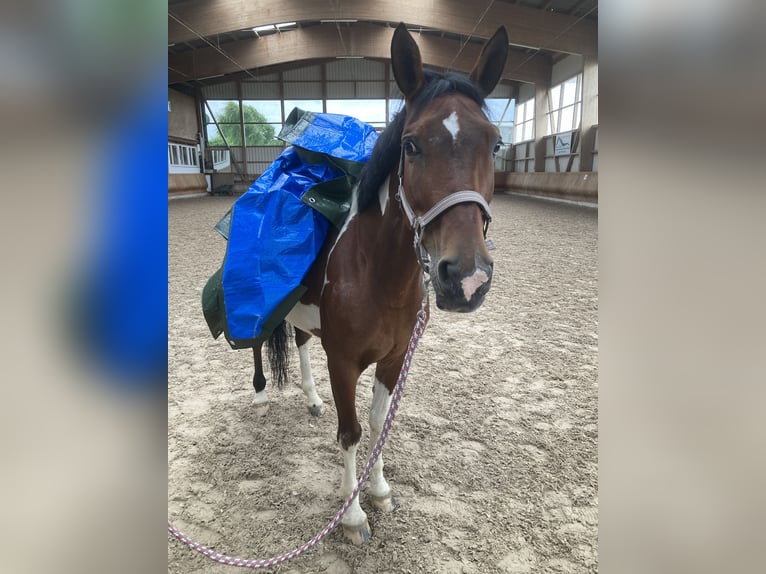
[396,150,492,274]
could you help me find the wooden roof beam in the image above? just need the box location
[167,23,551,86]
[168,0,596,56]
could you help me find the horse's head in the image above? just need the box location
[391,23,509,312]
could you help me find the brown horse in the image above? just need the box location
[251,23,508,543]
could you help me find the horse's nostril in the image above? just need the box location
[437,258,461,283]
[437,258,493,284]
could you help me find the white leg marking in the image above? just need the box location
[253,389,268,405]
[340,442,368,528]
[378,175,390,215]
[461,269,489,301]
[285,303,321,334]
[297,340,323,414]
[368,377,392,499]
[442,110,460,143]
[252,389,269,416]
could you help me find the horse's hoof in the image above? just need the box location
[369,493,397,513]
[307,403,325,417]
[253,403,269,417]
[342,519,371,545]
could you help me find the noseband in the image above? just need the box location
[396,145,492,275]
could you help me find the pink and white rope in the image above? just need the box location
[168,304,429,569]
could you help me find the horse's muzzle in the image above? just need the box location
[432,257,493,312]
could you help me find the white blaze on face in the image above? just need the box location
[442,110,460,143]
[461,269,489,301]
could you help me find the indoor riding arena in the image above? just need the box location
[168,2,598,573]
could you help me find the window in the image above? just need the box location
[513,99,535,143]
[168,142,199,174]
[242,100,282,146]
[204,100,282,147]
[203,95,416,152]
[284,100,324,115]
[546,75,582,135]
[167,143,198,167]
[205,100,242,146]
[326,99,386,129]
[211,149,230,171]
[486,98,515,144]
[388,99,404,122]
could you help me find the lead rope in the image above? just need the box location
[168,278,430,569]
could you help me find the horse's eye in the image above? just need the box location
[493,140,503,156]
[403,139,418,156]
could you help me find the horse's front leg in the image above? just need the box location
[251,344,269,416]
[294,328,324,417]
[327,356,369,544]
[367,358,402,513]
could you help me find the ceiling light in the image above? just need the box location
[275,22,296,28]
[253,24,276,33]
[321,19,358,23]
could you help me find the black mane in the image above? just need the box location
[356,69,489,213]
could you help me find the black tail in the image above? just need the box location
[266,321,290,389]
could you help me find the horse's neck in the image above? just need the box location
[339,174,418,279]
[371,173,420,283]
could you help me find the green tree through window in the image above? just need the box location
[206,102,281,146]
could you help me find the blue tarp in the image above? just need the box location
[203,108,378,348]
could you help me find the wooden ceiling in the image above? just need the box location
[168,0,597,89]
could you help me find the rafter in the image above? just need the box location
[168,23,551,86]
[168,0,596,56]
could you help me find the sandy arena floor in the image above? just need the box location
[168,192,598,573]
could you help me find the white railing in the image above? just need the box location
[168,142,200,174]
[211,149,230,171]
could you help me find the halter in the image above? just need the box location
[396,146,492,275]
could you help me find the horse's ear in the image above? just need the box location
[469,26,509,96]
[391,23,425,100]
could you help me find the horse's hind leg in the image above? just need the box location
[295,328,324,417]
[251,344,269,417]
[366,360,400,513]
